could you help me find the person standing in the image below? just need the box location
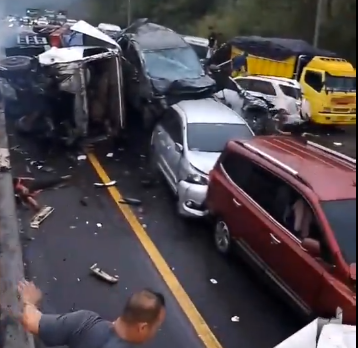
[18,280,166,347]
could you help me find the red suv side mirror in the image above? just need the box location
[302,238,321,258]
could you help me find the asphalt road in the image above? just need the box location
[7,120,355,348]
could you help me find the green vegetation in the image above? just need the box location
[89,0,356,63]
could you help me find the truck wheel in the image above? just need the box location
[0,56,32,72]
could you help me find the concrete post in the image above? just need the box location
[0,103,34,348]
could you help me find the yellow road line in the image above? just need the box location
[88,153,222,348]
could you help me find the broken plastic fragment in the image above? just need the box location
[90,263,119,284]
[231,316,240,322]
[77,155,87,161]
[210,279,218,284]
[30,206,54,229]
[94,180,117,188]
[118,197,142,206]
[106,153,114,158]
[333,142,343,146]
[97,223,102,228]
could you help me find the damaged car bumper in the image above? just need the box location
[177,180,209,218]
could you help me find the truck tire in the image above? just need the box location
[0,56,32,72]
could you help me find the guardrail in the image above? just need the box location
[0,102,34,348]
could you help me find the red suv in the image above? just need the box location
[207,136,356,323]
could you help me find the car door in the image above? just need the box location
[220,152,274,269]
[154,109,184,190]
[265,189,326,316]
[163,110,184,188]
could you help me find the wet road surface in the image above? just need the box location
[7,121,355,348]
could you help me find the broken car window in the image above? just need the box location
[143,47,204,81]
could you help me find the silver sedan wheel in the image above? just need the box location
[214,220,231,254]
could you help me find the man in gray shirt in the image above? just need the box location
[18,280,166,347]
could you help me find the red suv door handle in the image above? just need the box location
[233,198,242,207]
[270,234,281,245]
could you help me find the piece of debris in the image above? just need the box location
[94,180,117,188]
[210,279,218,284]
[90,263,119,284]
[333,142,343,146]
[80,197,89,206]
[118,197,142,206]
[0,148,11,171]
[97,223,102,228]
[106,153,114,158]
[231,316,240,322]
[39,165,55,173]
[77,155,87,161]
[30,206,54,229]
[141,179,156,188]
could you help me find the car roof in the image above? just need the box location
[174,98,247,125]
[234,136,356,201]
[129,23,187,50]
[237,75,301,88]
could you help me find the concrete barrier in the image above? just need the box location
[0,102,34,348]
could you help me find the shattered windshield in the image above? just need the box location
[143,47,204,81]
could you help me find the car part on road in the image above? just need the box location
[94,180,117,188]
[118,197,143,206]
[90,263,119,284]
[30,206,54,229]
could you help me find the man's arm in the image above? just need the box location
[19,281,98,347]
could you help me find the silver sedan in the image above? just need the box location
[150,98,254,218]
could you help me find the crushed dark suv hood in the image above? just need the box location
[151,75,216,100]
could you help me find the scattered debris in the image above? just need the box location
[77,155,87,161]
[231,316,240,322]
[118,197,142,206]
[94,180,117,188]
[80,197,89,206]
[0,148,11,171]
[30,206,54,229]
[90,263,119,284]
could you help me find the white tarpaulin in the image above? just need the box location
[71,20,119,48]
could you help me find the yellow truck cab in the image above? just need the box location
[211,37,356,125]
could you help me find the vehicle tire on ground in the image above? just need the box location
[214,219,232,254]
[0,56,32,72]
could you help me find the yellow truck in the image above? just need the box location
[212,37,356,125]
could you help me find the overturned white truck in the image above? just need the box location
[275,309,356,348]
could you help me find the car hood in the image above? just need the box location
[151,75,216,99]
[186,151,221,175]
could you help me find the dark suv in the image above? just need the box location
[206,136,356,323]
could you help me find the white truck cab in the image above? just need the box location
[275,309,356,348]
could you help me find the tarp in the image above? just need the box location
[229,36,337,61]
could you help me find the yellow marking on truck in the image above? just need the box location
[88,152,223,348]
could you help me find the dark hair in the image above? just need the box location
[122,289,165,324]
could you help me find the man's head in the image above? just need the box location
[118,289,166,343]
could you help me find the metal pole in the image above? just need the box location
[127,0,131,27]
[0,103,34,348]
[313,0,324,47]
